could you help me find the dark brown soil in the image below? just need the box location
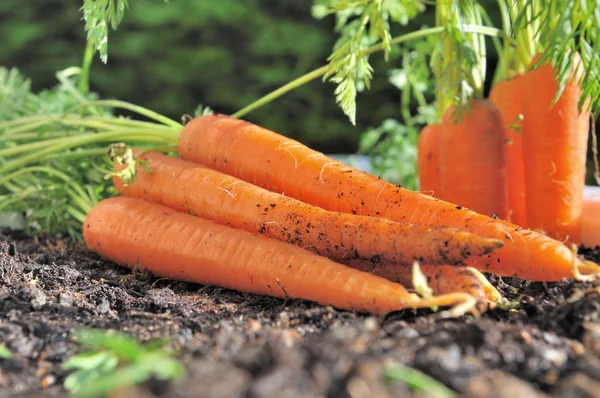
[2,234,600,398]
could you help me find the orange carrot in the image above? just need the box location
[346,260,500,311]
[439,100,508,220]
[582,196,600,248]
[417,123,442,197]
[83,196,478,316]
[522,52,590,243]
[115,151,503,267]
[177,115,600,281]
[489,75,527,227]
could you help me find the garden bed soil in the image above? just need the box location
[1,235,600,397]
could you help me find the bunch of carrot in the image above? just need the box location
[418,53,591,244]
[82,113,600,318]
[417,0,594,246]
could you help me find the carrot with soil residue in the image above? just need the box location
[177,115,600,282]
[114,151,503,268]
[83,196,479,317]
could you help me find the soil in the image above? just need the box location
[1,234,600,398]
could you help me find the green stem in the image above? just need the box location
[66,100,183,130]
[56,67,99,116]
[0,115,51,129]
[2,120,56,136]
[0,131,176,174]
[233,25,505,120]
[0,128,174,158]
[1,131,71,141]
[231,66,328,119]
[79,40,95,95]
[41,147,111,161]
[67,207,88,223]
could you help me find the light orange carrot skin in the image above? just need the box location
[115,151,502,267]
[440,99,509,220]
[582,196,600,248]
[177,115,598,281]
[417,123,442,197]
[489,75,527,227]
[522,52,590,243]
[84,196,431,315]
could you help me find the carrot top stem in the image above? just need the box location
[433,0,488,122]
[232,24,505,120]
[493,0,541,84]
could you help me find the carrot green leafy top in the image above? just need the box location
[515,0,600,113]
[312,0,427,125]
[81,0,130,63]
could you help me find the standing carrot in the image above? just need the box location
[432,1,508,220]
[417,123,441,197]
[489,75,527,226]
[84,196,478,317]
[522,51,590,243]
[439,100,508,219]
[581,195,600,248]
[114,151,503,268]
[177,114,600,282]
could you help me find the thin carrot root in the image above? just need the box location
[405,292,480,319]
[466,267,501,307]
[570,244,600,282]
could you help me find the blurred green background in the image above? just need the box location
[1,0,598,184]
[0,0,418,153]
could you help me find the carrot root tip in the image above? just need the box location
[570,244,600,282]
[406,292,480,320]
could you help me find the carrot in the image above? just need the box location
[522,52,590,243]
[83,196,479,316]
[417,123,441,197]
[114,151,503,267]
[177,115,600,281]
[346,259,500,312]
[439,100,509,220]
[581,195,600,248]
[489,75,527,227]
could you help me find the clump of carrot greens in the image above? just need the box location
[0,66,181,238]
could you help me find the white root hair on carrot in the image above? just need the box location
[419,189,436,197]
[295,153,326,169]
[319,162,338,184]
[216,186,237,200]
[375,185,386,205]
[549,161,557,176]
[275,142,301,168]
